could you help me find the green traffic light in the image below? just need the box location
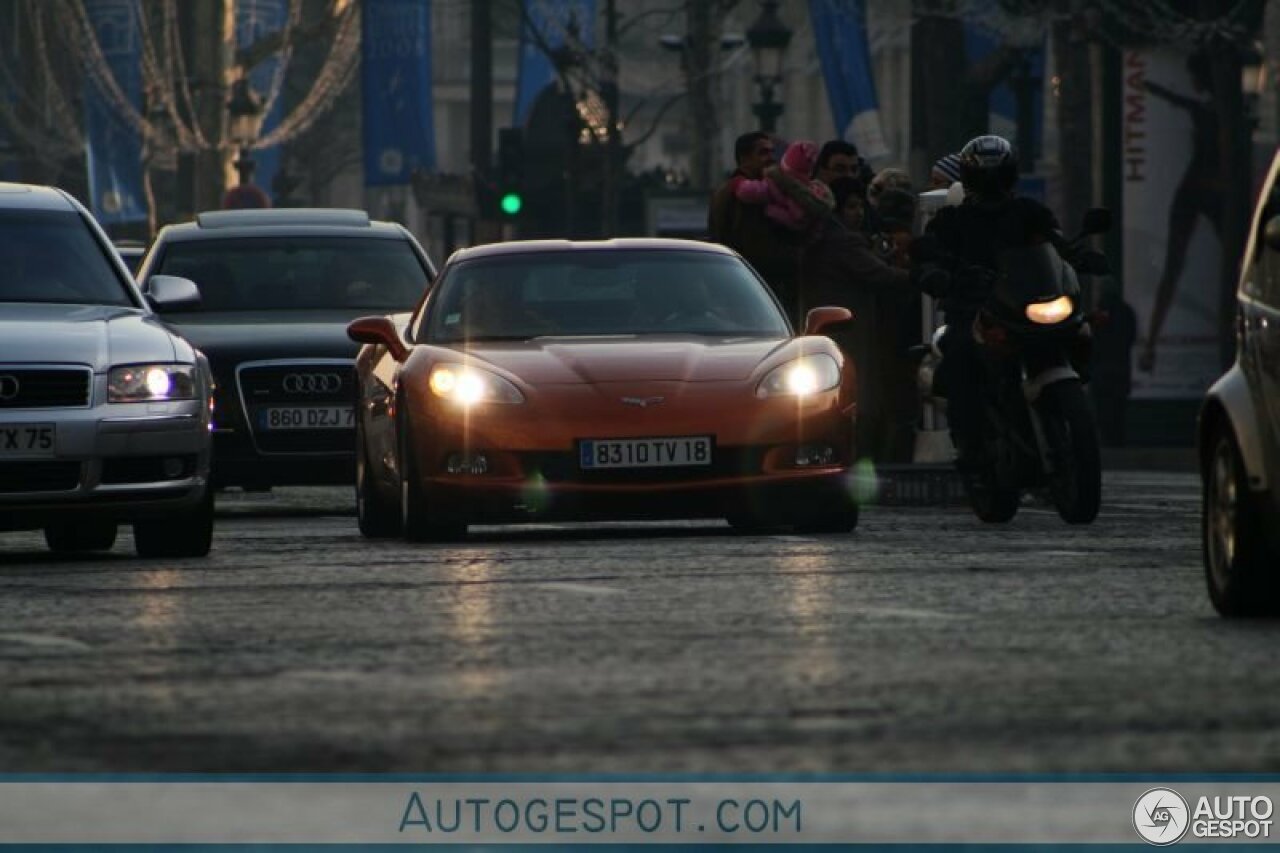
[500,192,523,216]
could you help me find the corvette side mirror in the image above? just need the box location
[803,306,853,336]
[348,315,409,362]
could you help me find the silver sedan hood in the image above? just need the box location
[0,303,178,371]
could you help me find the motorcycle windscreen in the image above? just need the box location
[993,244,1079,307]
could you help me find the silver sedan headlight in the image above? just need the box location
[108,364,197,402]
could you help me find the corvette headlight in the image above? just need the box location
[1025,295,1074,325]
[428,364,524,405]
[757,354,841,398]
[108,364,196,402]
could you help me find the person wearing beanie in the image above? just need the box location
[930,153,963,189]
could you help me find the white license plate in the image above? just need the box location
[258,406,355,431]
[579,436,713,469]
[0,423,56,458]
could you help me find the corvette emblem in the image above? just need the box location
[620,396,665,408]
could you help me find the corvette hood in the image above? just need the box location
[459,337,790,384]
[0,303,177,371]
[162,310,363,362]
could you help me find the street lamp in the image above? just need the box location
[226,77,265,188]
[745,0,792,133]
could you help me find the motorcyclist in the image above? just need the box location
[917,135,1061,471]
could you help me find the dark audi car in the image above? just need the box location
[137,209,435,489]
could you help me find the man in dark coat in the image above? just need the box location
[803,177,916,464]
[708,132,802,320]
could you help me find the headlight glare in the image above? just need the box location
[1025,295,1074,325]
[108,364,196,402]
[428,364,523,405]
[758,354,841,398]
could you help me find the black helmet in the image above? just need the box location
[958,135,1018,199]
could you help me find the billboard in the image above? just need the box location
[1122,48,1224,399]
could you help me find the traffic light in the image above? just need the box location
[496,127,524,218]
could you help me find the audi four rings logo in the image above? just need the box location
[281,373,343,394]
[0,375,19,402]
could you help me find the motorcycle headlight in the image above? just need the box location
[108,364,197,402]
[428,364,524,406]
[1025,295,1074,325]
[757,354,841,399]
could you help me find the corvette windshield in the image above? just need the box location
[155,236,429,311]
[425,249,789,343]
[0,210,134,306]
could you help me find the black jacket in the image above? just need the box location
[925,196,1060,314]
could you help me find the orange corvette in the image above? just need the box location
[347,239,859,541]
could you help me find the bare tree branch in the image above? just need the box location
[234,0,344,72]
[621,90,687,150]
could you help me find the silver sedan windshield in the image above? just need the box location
[0,210,133,306]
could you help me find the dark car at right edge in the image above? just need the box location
[1199,147,1280,617]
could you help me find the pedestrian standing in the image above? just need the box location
[802,177,916,465]
[708,132,804,319]
[1091,279,1138,446]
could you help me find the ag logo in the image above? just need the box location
[1134,788,1190,845]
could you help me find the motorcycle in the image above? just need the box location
[915,209,1112,524]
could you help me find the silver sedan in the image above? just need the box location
[0,184,214,557]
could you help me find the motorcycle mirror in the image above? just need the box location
[1081,208,1112,236]
[1265,215,1280,253]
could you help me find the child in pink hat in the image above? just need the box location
[733,140,834,234]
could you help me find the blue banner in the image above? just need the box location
[808,0,888,161]
[963,24,1045,169]
[83,0,146,225]
[361,0,437,186]
[513,0,595,128]
[236,0,288,201]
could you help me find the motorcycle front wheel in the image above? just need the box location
[1039,379,1102,524]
